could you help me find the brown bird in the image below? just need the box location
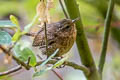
[32,18,79,57]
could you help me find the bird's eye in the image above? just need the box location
[65,26,70,29]
[48,41,55,45]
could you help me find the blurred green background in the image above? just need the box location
[0,0,120,80]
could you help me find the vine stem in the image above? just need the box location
[99,0,115,76]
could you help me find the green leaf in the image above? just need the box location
[0,20,16,28]
[13,41,37,67]
[53,56,68,68]
[12,30,22,42]
[0,31,11,45]
[33,67,52,77]
[10,15,20,30]
[10,15,22,42]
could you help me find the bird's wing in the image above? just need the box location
[32,24,57,47]
[32,27,44,46]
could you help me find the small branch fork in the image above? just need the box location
[0,45,30,70]
[0,57,89,77]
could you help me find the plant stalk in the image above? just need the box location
[99,0,115,76]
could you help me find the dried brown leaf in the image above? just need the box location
[36,1,47,22]
[4,54,12,64]
[36,0,55,24]
[47,0,54,10]
[0,49,2,54]
[46,0,55,23]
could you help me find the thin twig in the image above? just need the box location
[44,22,48,54]
[0,59,89,76]
[25,32,37,37]
[0,65,22,76]
[51,69,63,80]
[59,0,69,19]
[36,60,90,76]
[27,56,31,66]
[37,54,43,60]
[98,0,115,75]
[8,41,18,52]
[3,68,24,80]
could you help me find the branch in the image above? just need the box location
[27,56,31,66]
[0,59,89,76]
[0,56,31,77]
[99,0,115,75]
[0,65,22,76]
[36,60,90,76]
[0,45,30,70]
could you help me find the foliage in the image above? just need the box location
[13,40,37,67]
[0,0,119,80]
[0,31,12,45]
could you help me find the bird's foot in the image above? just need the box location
[52,56,66,68]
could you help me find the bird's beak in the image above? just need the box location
[72,17,80,23]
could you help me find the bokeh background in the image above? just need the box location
[0,0,120,80]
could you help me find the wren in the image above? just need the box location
[32,18,79,57]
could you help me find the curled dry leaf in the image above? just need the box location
[46,0,54,23]
[0,49,2,54]
[36,0,55,24]
[36,0,47,22]
[47,0,54,10]
[46,10,51,24]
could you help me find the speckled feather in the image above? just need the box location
[32,19,76,57]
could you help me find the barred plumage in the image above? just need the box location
[32,18,79,57]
